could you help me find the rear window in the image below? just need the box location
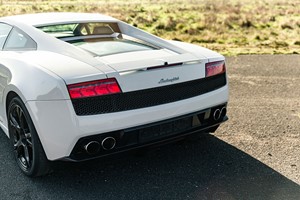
[0,23,12,49]
[36,22,158,56]
[4,28,37,50]
[38,24,77,38]
[73,38,155,57]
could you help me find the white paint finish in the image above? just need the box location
[118,21,187,54]
[25,86,228,160]
[0,13,187,67]
[99,50,201,72]
[20,51,107,85]
[98,49,174,68]
[0,52,72,132]
[167,40,225,62]
[0,51,69,100]
[0,17,110,69]
[0,13,229,162]
[99,48,208,92]
[26,100,79,160]
[107,63,208,92]
[77,86,229,136]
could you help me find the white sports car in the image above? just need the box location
[0,12,228,177]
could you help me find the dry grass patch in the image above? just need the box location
[0,0,299,55]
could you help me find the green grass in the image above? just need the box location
[1,0,299,55]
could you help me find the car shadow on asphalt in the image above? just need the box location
[1,132,299,200]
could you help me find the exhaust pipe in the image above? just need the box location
[213,109,221,121]
[220,107,227,119]
[84,141,100,154]
[101,137,116,150]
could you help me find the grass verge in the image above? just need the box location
[0,0,299,55]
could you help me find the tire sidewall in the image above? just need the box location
[8,97,45,176]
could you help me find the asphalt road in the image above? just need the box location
[0,55,299,200]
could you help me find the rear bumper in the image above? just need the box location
[66,104,228,162]
[26,84,229,161]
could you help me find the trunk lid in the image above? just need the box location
[96,49,209,92]
[96,49,199,72]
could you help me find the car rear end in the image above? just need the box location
[68,76,228,161]
[25,17,229,161]
[65,51,228,161]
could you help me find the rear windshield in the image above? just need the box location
[72,38,155,56]
[37,22,158,56]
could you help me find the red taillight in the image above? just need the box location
[205,61,226,77]
[67,78,121,99]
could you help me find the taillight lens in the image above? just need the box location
[205,61,226,77]
[67,78,121,99]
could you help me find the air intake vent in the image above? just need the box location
[71,73,226,115]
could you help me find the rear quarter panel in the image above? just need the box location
[0,51,68,135]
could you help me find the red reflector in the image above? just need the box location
[205,61,226,77]
[67,78,121,99]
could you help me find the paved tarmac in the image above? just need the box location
[0,55,299,200]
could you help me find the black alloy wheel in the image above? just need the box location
[8,97,50,177]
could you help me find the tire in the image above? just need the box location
[8,97,51,177]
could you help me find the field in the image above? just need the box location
[0,0,299,55]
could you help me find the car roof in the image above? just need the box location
[0,12,118,26]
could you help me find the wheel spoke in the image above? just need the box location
[16,106,21,119]
[23,145,31,168]
[13,139,22,150]
[16,106,25,129]
[9,113,20,131]
[25,132,32,146]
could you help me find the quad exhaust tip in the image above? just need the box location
[220,107,227,119]
[84,141,101,154]
[101,137,116,150]
[213,107,227,121]
[213,109,221,120]
[84,137,116,154]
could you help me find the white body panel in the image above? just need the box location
[0,12,229,160]
[27,86,228,160]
